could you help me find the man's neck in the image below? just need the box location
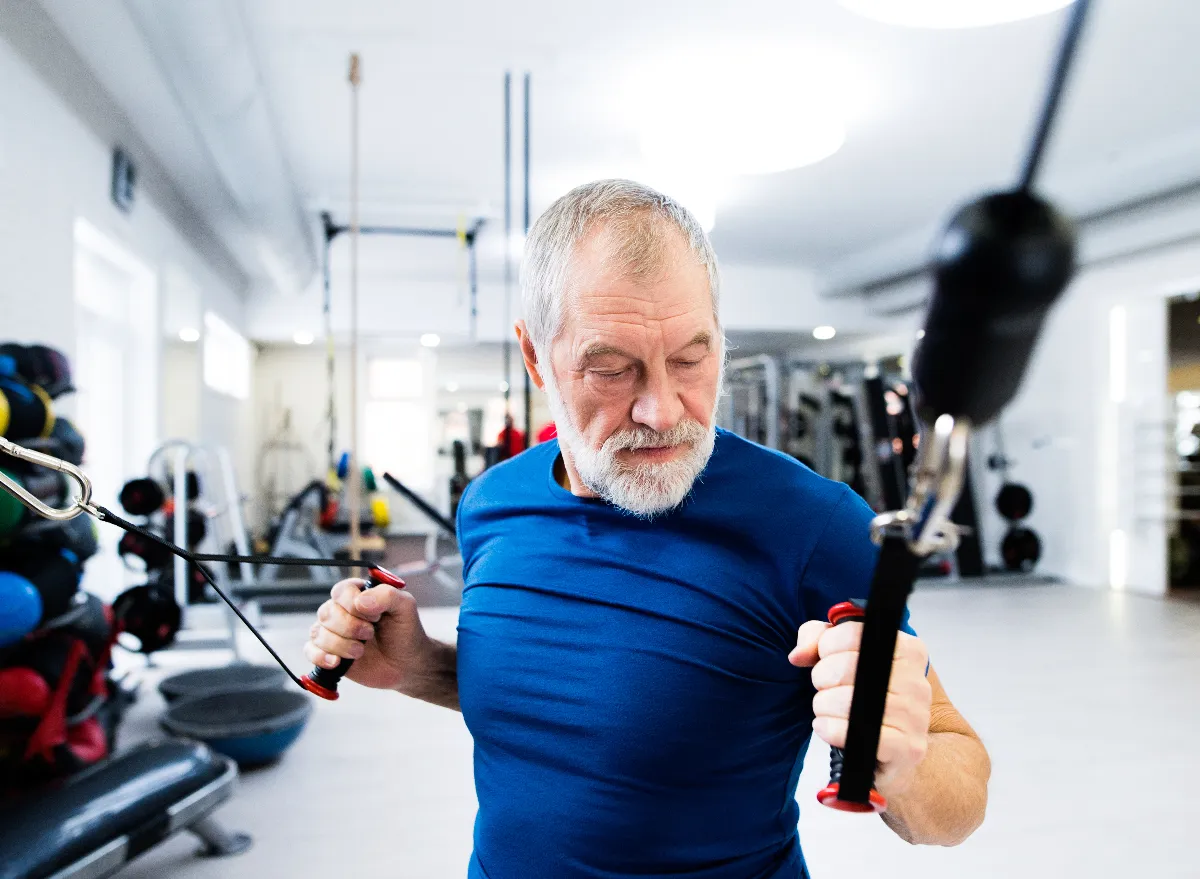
[555,447,598,498]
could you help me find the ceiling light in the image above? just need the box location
[293,331,314,345]
[420,333,441,348]
[179,327,200,343]
[916,329,926,339]
[498,381,510,393]
[633,53,848,177]
[838,0,1075,29]
[813,326,837,341]
[445,382,459,393]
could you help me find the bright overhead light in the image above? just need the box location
[179,327,200,343]
[499,381,510,393]
[838,0,1075,29]
[916,329,926,339]
[813,326,837,341]
[293,331,314,345]
[420,333,441,348]
[633,52,847,177]
[445,382,459,393]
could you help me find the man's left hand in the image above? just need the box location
[788,620,933,797]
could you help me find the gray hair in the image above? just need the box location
[520,179,721,357]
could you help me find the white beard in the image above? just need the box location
[541,365,720,519]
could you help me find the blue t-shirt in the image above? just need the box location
[456,429,901,879]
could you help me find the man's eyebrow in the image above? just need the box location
[578,343,633,364]
[675,332,713,353]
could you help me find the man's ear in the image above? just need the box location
[515,321,546,391]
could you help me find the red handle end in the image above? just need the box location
[300,674,340,701]
[827,601,866,626]
[817,783,887,813]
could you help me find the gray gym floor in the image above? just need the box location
[112,583,1200,879]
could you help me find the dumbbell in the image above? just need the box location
[119,477,166,517]
[816,600,888,813]
[118,529,174,570]
[1001,526,1042,572]
[112,579,182,654]
[300,566,406,701]
[995,483,1033,522]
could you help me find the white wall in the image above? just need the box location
[246,260,895,345]
[0,25,257,571]
[972,241,1198,594]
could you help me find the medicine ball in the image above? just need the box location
[995,483,1033,521]
[0,377,53,440]
[1001,526,1042,573]
[0,343,74,399]
[7,548,82,624]
[0,572,43,647]
[47,417,85,465]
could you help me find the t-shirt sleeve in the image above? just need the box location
[798,487,916,637]
[456,480,480,578]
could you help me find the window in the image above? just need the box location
[203,311,252,400]
[363,357,432,492]
[368,357,423,400]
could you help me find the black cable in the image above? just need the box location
[1018,0,1093,191]
[94,504,367,690]
[190,559,306,688]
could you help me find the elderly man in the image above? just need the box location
[305,180,990,878]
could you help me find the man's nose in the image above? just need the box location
[631,365,685,434]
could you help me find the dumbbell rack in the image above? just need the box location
[144,441,256,659]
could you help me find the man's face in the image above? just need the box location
[541,225,722,516]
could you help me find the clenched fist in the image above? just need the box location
[304,577,428,693]
[788,619,932,797]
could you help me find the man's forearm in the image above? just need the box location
[878,730,990,846]
[397,639,460,711]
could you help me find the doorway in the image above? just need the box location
[72,219,158,602]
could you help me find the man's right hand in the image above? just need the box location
[303,577,428,693]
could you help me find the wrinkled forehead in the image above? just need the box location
[561,217,712,325]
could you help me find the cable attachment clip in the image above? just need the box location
[870,413,971,557]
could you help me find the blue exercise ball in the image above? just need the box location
[0,571,43,647]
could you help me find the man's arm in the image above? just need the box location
[792,623,990,847]
[397,639,460,712]
[876,666,990,845]
[306,579,461,712]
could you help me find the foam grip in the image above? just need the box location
[816,600,887,814]
[0,572,43,647]
[300,566,406,701]
[9,549,83,624]
[0,377,54,440]
[119,477,166,517]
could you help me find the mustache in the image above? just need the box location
[603,420,708,452]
